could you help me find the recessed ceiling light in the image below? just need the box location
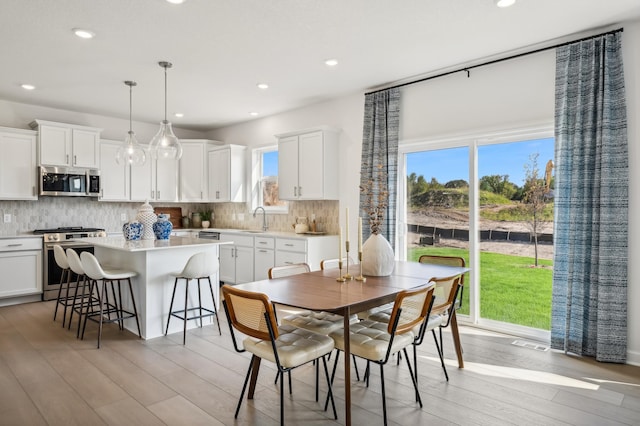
[325,59,339,67]
[249,112,259,116]
[21,84,36,90]
[174,113,184,118]
[166,0,186,4]
[495,0,516,7]
[257,83,269,90]
[73,28,95,39]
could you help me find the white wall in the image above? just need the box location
[209,19,640,364]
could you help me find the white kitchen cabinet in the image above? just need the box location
[0,238,42,300]
[276,127,339,200]
[154,157,178,202]
[130,156,153,201]
[99,139,130,201]
[0,127,37,200]
[275,235,339,271]
[180,140,215,202]
[31,120,101,168]
[208,144,246,202]
[219,233,254,284]
[254,236,275,280]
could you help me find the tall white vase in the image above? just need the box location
[136,201,157,240]
[361,233,395,276]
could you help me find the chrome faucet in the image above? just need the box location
[253,206,268,231]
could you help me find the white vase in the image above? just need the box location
[202,220,210,228]
[361,233,395,276]
[135,201,157,240]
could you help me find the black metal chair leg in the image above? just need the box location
[183,278,189,345]
[165,278,179,336]
[127,278,142,338]
[380,363,388,426]
[235,355,255,419]
[197,278,203,328]
[207,277,222,335]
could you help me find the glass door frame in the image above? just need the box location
[398,124,553,341]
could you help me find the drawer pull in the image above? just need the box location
[284,243,294,247]
[258,249,268,253]
[6,244,23,247]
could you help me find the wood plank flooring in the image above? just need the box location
[1,300,640,425]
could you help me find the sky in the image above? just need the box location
[406,137,554,186]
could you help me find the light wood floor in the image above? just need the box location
[1,300,640,425]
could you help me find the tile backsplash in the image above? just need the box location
[0,198,339,236]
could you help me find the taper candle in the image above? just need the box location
[358,217,362,252]
[345,207,349,242]
[339,226,343,259]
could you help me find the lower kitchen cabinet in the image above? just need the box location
[254,236,275,280]
[0,238,42,302]
[275,235,338,271]
[219,233,254,284]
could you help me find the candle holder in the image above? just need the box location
[343,241,353,280]
[336,260,346,282]
[355,251,366,282]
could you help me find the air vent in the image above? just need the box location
[512,340,549,352]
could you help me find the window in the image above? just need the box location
[253,146,287,213]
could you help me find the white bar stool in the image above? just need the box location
[79,251,142,348]
[65,248,95,338]
[165,252,221,344]
[52,245,73,327]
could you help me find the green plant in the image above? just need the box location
[200,210,212,221]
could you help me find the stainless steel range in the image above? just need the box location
[34,227,107,301]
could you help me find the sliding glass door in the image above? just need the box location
[400,131,554,336]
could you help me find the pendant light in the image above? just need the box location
[149,61,182,160]
[116,81,146,166]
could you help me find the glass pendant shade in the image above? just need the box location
[117,80,147,166]
[116,130,147,165]
[150,119,182,159]
[149,61,182,160]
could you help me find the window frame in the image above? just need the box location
[251,144,288,214]
[398,124,553,342]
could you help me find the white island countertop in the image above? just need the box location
[79,236,231,252]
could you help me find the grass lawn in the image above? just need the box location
[408,247,553,330]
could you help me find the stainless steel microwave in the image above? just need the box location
[39,166,100,197]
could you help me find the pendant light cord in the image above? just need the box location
[164,65,168,122]
[129,83,133,133]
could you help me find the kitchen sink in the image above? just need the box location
[239,230,265,233]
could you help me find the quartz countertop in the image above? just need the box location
[77,236,231,252]
[200,228,335,239]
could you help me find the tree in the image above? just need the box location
[522,153,548,266]
[479,174,518,199]
[444,179,468,188]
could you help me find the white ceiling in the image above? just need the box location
[1,0,639,131]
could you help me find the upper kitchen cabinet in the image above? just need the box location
[180,140,219,202]
[0,127,37,200]
[30,120,102,168]
[99,139,130,201]
[276,127,339,200]
[208,144,246,203]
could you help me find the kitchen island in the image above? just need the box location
[80,236,229,340]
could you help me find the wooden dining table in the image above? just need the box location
[233,260,469,425]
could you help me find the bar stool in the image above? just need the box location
[65,248,95,337]
[52,245,73,327]
[165,252,221,344]
[79,251,142,348]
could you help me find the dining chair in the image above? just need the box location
[367,274,462,382]
[221,284,337,425]
[418,254,466,357]
[327,283,436,425]
[319,256,355,270]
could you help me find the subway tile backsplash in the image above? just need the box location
[0,198,338,236]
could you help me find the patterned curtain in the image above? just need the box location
[551,32,628,363]
[359,88,400,247]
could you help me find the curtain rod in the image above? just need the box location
[365,27,624,96]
